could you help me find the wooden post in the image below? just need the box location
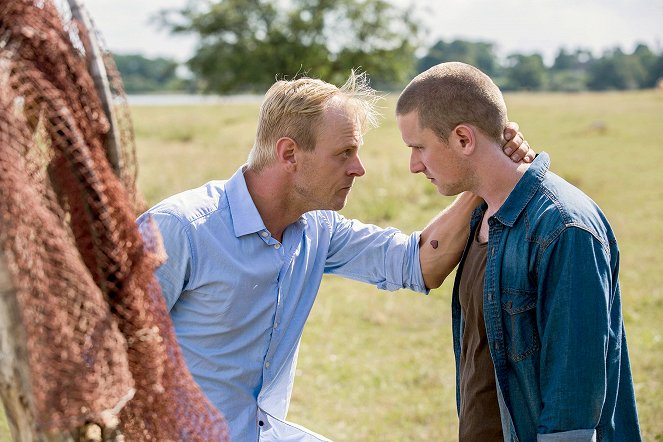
[0,255,122,441]
[67,0,124,180]
[0,251,36,442]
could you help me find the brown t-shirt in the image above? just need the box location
[458,228,503,441]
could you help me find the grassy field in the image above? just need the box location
[2,90,662,440]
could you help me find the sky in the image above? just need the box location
[84,0,663,65]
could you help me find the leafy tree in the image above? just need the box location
[157,0,420,93]
[113,53,187,93]
[547,70,588,92]
[547,48,593,91]
[587,47,649,90]
[504,53,546,90]
[417,39,499,77]
[632,43,662,87]
[551,48,577,71]
[650,55,663,88]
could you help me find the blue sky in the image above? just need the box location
[85,0,662,64]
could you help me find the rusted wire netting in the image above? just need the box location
[0,0,229,439]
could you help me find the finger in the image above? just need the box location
[515,142,535,163]
[503,131,524,156]
[508,134,529,162]
[513,131,524,146]
[511,140,530,162]
[504,121,520,140]
[523,142,536,163]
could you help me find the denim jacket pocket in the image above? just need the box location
[501,288,540,362]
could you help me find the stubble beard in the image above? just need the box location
[292,180,336,212]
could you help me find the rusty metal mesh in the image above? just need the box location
[0,1,229,440]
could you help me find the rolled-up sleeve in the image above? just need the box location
[536,227,611,437]
[537,429,596,441]
[322,211,428,293]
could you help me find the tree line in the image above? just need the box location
[115,0,663,94]
[113,54,188,93]
[418,40,663,92]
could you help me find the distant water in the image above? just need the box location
[126,94,264,106]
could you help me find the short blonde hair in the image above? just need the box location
[248,70,380,172]
[396,62,507,144]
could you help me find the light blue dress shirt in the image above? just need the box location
[137,166,427,441]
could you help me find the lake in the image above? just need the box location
[126,94,264,106]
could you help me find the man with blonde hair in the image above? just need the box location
[396,62,641,441]
[138,70,532,441]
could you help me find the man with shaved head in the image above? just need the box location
[396,62,641,441]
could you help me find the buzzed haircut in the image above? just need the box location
[396,62,508,144]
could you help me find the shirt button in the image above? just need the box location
[273,322,278,329]
[265,361,271,368]
[487,292,493,301]
[274,243,281,249]
[261,231,268,237]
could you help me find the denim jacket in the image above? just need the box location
[451,153,641,441]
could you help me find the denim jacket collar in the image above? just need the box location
[493,152,550,227]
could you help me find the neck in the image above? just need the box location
[244,166,302,242]
[472,143,531,217]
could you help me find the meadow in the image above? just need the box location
[1,90,662,440]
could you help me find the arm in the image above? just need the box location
[536,227,613,440]
[323,212,427,293]
[137,211,192,310]
[419,192,482,289]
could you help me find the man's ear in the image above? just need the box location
[275,137,298,171]
[450,124,476,156]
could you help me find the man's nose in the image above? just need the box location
[410,151,424,174]
[349,154,366,177]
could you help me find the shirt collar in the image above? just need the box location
[493,152,550,227]
[225,165,267,237]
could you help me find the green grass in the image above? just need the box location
[2,91,662,440]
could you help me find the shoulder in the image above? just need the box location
[526,171,615,247]
[305,210,398,243]
[142,180,231,228]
